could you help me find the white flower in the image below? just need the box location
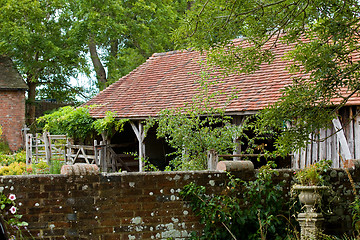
[9,206,17,214]
[8,194,16,201]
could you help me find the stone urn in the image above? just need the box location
[293,185,329,240]
[293,185,329,213]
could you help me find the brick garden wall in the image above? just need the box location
[0,166,359,240]
[0,90,26,151]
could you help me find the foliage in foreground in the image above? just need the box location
[180,163,292,240]
[175,0,360,156]
[0,190,30,239]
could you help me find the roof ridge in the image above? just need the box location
[150,49,195,59]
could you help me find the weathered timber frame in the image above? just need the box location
[293,106,360,168]
[130,120,146,172]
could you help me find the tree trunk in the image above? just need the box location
[107,39,118,82]
[27,76,37,126]
[89,36,107,90]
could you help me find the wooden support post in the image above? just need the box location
[66,139,72,164]
[94,140,99,166]
[100,140,107,172]
[207,149,219,170]
[43,132,52,164]
[35,133,39,163]
[25,134,32,166]
[232,116,243,161]
[130,121,145,172]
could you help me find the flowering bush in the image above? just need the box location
[0,162,27,176]
[0,189,28,238]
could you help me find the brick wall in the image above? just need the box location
[0,167,358,239]
[0,90,26,151]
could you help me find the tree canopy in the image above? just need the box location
[0,0,188,124]
[69,0,188,89]
[0,0,88,124]
[175,0,360,154]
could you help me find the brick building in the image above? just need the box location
[0,56,28,151]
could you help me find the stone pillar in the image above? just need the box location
[297,212,324,240]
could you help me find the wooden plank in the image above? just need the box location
[130,121,141,142]
[100,141,107,172]
[67,145,94,151]
[207,150,218,170]
[108,147,132,172]
[312,133,318,164]
[300,147,306,169]
[319,129,326,160]
[292,149,298,169]
[35,133,39,163]
[26,134,32,165]
[49,135,67,140]
[94,140,99,165]
[232,116,243,161]
[355,107,360,159]
[326,127,332,163]
[121,162,139,167]
[348,107,355,159]
[66,154,96,160]
[332,127,338,168]
[332,118,352,161]
[43,132,52,164]
[80,147,90,164]
[306,136,312,166]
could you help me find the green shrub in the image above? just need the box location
[0,162,26,175]
[180,162,291,240]
[49,159,65,174]
[0,151,26,166]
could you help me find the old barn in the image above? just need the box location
[85,39,360,171]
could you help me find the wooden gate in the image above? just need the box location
[25,132,67,165]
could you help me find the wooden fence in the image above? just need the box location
[25,132,67,165]
[25,133,137,172]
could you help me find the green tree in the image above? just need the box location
[175,0,360,154]
[0,0,88,124]
[69,0,188,89]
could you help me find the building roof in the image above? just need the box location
[86,39,360,119]
[0,56,28,90]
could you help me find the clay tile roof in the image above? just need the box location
[85,39,360,119]
[0,56,28,90]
